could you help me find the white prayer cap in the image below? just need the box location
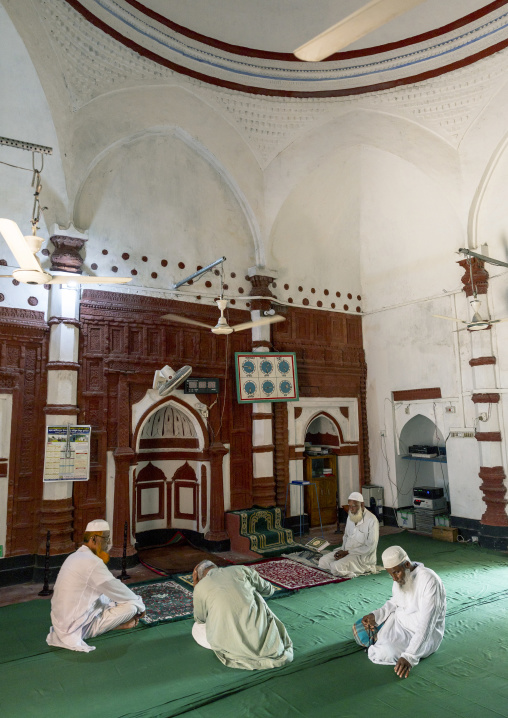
[348,492,364,503]
[85,519,110,533]
[382,546,409,569]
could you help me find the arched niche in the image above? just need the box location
[305,413,342,449]
[132,396,211,538]
[394,413,449,509]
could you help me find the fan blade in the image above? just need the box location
[294,0,424,61]
[232,315,286,332]
[432,314,467,325]
[47,275,132,284]
[0,274,14,278]
[161,313,215,330]
[0,218,42,271]
[489,318,508,324]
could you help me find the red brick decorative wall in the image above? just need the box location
[273,306,369,484]
[0,308,49,557]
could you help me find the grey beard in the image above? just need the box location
[350,509,363,524]
[399,568,414,593]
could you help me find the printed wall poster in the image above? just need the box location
[43,425,92,482]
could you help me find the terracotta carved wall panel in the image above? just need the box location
[273,306,368,483]
[0,308,49,556]
[78,291,253,536]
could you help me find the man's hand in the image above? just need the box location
[137,610,146,619]
[361,613,376,630]
[334,550,349,560]
[394,657,411,678]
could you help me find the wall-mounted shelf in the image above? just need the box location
[401,455,447,464]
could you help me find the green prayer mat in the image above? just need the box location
[226,507,299,556]
[1,532,507,718]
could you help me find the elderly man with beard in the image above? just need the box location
[356,545,446,678]
[318,492,379,578]
[46,519,145,652]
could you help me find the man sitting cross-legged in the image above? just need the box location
[354,545,446,678]
[318,491,379,578]
[192,560,293,670]
[46,519,145,652]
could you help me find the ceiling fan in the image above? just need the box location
[0,219,132,285]
[432,298,508,332]
[294,0,425,62]
[432,248,508,331]
[161,257,285,335]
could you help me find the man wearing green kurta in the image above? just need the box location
[192,560,293,670]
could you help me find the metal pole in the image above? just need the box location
[119,520,131,581]
[38,530,54,596]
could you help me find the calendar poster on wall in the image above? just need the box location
[43,425,92,482]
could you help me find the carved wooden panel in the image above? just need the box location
[0,308,49,556]
[201,465,207,529]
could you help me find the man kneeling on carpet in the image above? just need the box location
[46,520,146,652]
[191,560,293,670]
[353,545,446,678]
[318,492,379,578]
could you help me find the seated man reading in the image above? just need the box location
[318,491,379,577]
[354,545,446,678]
[192,560,293,670]
[47,519,145,652]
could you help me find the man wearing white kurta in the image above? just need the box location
[360,545,446,678]
[318,492,379,577]
[46,519,145,653]
[191,560,293,670]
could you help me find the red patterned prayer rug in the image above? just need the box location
[251,558,349,590]
[175,572,293,599]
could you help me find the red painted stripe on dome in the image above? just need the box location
[64,0,508,97]
[124,0,508,61]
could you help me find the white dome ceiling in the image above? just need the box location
[61,0,508,95]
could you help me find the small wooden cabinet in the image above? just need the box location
[304,454,338,526]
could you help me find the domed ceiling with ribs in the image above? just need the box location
[67,0,508,95]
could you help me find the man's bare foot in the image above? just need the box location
[114,616,139,630]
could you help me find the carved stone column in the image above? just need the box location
[110,373,136,556]
[39,233,86,555]
[273,403,289,507]
[111,446,136,557]
[359,357,371,487]
[460,257,508,547]
[205,442,228,541]
[248,267,277,507]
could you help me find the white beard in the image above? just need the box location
[398,568,415,593]
[350,509,363,524]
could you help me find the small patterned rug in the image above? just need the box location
[134,580,194,625]
[175,572,292,599]
[251,558,349,590]
[133,572,294,625]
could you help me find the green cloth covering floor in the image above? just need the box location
[1,532,507,718]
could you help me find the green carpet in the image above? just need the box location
[1,532,507,718]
